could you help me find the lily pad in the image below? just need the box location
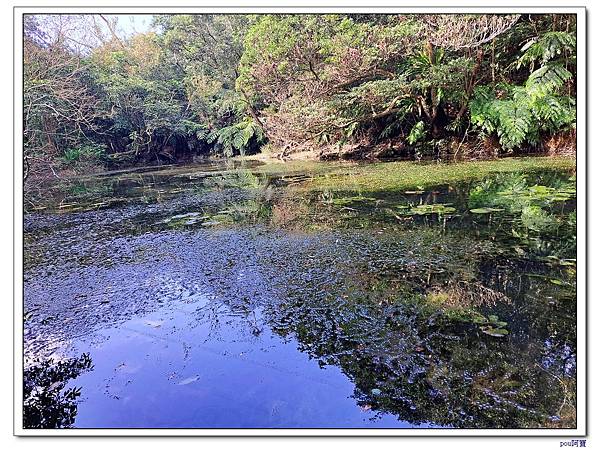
[402,203,456,216]
[473,314,510,337]
[331,196,376,206]
[470,207,504,214]
[480,327,509,337]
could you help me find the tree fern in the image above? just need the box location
[470,30,575,151]
[525,62,572,96]
[517,31,575,69]
[528,93,574,128]
[494,100,533,150]
[469,86,497,134]
[207,119,265,157]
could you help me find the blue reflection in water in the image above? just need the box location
[66,293,428,428]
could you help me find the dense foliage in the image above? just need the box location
[23,13,576,180]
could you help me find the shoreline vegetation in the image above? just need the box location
[24,13,576,189]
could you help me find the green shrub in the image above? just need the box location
[62,144,107,163]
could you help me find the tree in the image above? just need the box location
[237,14,424,154]
[22,13,577,173]
[236,14,527,156]
[23,15,102,180]
[88,31,196,160]
[154,14,265,156]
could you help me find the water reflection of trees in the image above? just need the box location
[23,353,93,428]
[266,284,574,427]
[23,168,576,429]
[258,228,576,428]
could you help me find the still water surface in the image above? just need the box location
[23,159,577,429]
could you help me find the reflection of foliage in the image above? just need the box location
[24,353,93,429]
[23,161,577,428]
[202,169,274,225]
[268,283,574,427]
[468,172,575,257]
[398,203,456,216]
[258,208,576,428]
[206,168,268,191]
[427,280,511,309]
[520,205,556,232]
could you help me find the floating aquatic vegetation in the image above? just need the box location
[23,158,577,428]
[329,195,377,206]
[397,203,456,216]
[474,314,510,337]
[469,207,504,214]
[310,157,575,193]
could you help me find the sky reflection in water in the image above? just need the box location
[23,160,577,429]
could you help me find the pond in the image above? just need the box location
[22,157,577,429]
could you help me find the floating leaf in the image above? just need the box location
[480,326,509,337]
[331,196,376,206]
[470,207,504,214]
[401,203,456,216]
[471,314,488,325]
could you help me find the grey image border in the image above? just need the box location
[12,4,588,437]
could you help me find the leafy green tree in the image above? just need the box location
[88,32,200,160]
[155,14,264,156]
[22,12,577,174]
[236,14,536,156]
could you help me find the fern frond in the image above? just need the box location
[525,62,572,96]
[517,31,576,69]
[495,102,532,150]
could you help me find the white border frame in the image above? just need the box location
[13,4,587,437]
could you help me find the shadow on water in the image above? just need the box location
[23,159,576,428]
